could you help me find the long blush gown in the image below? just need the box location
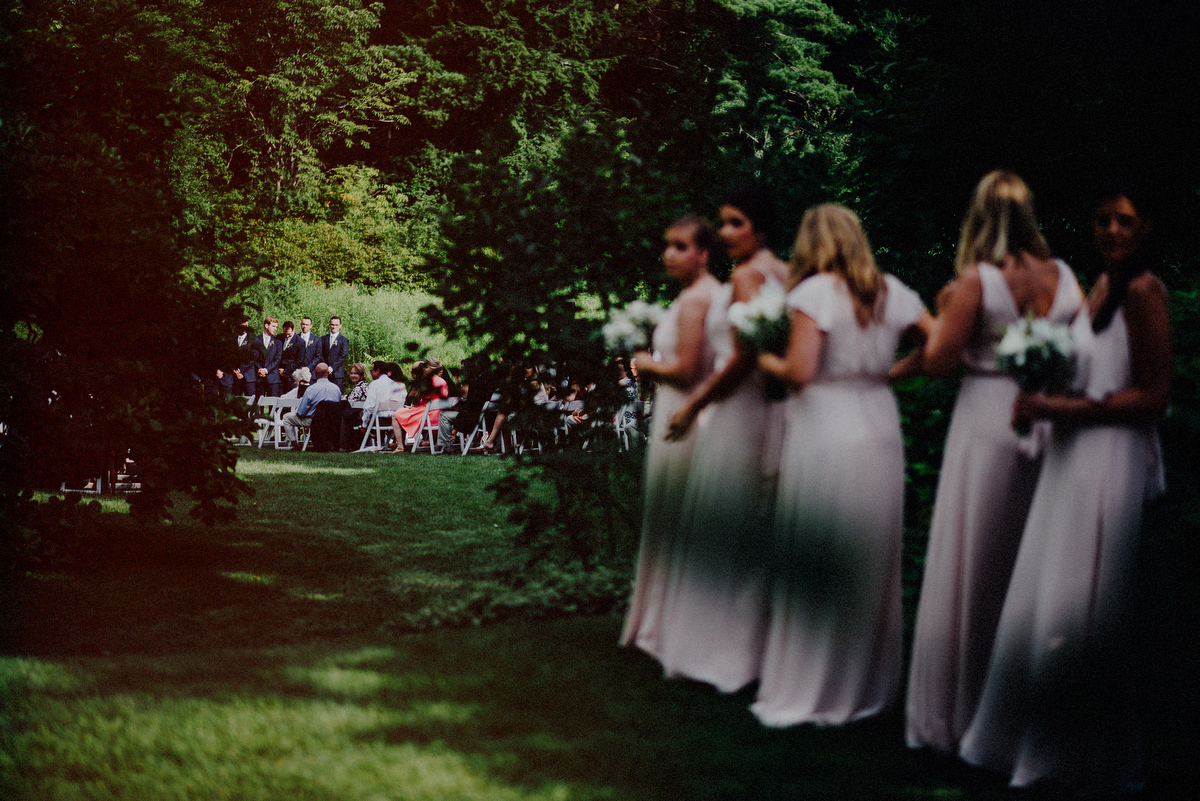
[959,304,1163,792]
[620,283,718,656]
[750,273,925,726]
[656,262,786,693]
[906,260,1083,752]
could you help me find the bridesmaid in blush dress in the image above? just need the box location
[620,215,722,658]
[751,204,932,726]
[655,183,789,693]
[960,185,1170,793]
[905,172,1084,753]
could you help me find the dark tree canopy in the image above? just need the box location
[1,0,252,526]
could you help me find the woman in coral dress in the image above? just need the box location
[391,359,450,451]
[620,215,722,657]
[906,172,1084,753]
[960,186,1170,793]
[752,204,932,726]
[656,184,789,692]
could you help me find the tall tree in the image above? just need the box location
[2,0,252,527]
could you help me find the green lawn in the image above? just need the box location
[2,449,1194,799]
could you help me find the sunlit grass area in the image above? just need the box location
[4,448,1196,800]
[31,491,131,514]
[2,618,1031,801]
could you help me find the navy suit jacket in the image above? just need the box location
[236,333,256,374]
[297,333,322,372]
[252,333,283,387]
[278,334,303,376]
[321,333,349,383]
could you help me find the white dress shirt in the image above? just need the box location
[361,374,408,427]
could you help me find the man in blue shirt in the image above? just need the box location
[281,362,343,447]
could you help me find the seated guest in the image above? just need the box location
[614,356,638,402]
[391,358,450,452]
[280,367,311,399]
[280,363,342,446]
[482,362,539,452]
[358,361,407,448]
[344,363,370,403]
[337,363,370,451]
[439,354,502,453]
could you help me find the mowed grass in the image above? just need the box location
[2,448,1196,800]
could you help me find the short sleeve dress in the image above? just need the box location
[959,302,1164,792]
[656,265,787,693]
[906,260,1083,753]
[620,280,719,656]
[750,272,926,726]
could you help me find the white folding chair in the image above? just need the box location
[272,397,310,450]
[409,397,459,454]
[357,398,402,452]
[253,397,280,448]
[460,396,505,455]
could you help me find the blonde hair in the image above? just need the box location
[956,171,1052,272]
[790,204,885,327]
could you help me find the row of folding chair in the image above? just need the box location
[244,396,312,450]
[357,398,402,452]
[241,394,646,455]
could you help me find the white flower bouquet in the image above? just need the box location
[995,314,1075,433]
[728,283,790,400]
[602,299,666,354]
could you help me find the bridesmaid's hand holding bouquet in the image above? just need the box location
[995,314,1075,434]
[728,283,790,400]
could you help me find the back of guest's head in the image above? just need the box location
[723,182,778,244]
[292,367,311,384]
[313,363,330,379]
[669,214,718,254]
[956,171,1051,272]
[424,357,444,375]
[385,362,405,382]
[791,204,883,326]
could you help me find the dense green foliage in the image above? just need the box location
[4,0,1198,567]
[1,0,253,530]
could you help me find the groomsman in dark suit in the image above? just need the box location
[277,320,301,392]
[221,318,255,397]
[249,317,284,398]
[297,316,322,373]
[217,318,249,397]
[321,316,349,390]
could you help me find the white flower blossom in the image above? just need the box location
[602,300,667,352]
[995,313,1074,391]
